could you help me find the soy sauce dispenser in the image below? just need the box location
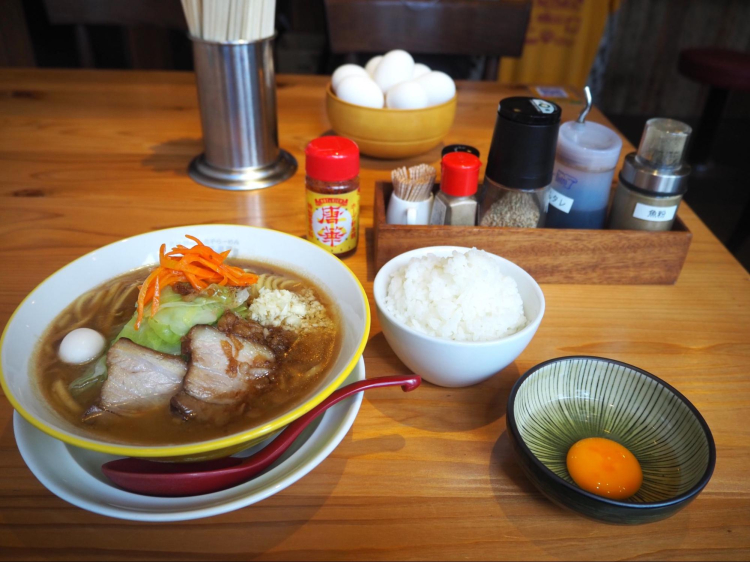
[546,87,623,229]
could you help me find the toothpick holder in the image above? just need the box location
[188,36,297,191]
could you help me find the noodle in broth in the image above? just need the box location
[35,261,340,446]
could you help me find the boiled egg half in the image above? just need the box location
[58,328,107,364]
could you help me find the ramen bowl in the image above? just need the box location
[326,84,457,159]
[0,225,370,461]
[507,356,716,525]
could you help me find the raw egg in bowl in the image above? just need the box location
[506,356,715,525]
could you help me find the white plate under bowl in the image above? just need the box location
[14,358,365,522]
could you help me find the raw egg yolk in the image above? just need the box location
[566,437,643,500]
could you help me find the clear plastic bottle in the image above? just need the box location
[479,181,548,228]
[546,121,622,229]
[478,97,561,229]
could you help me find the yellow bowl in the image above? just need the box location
[325,83,457,159]
[0,225,370,462]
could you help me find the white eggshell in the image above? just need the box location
[365,55,383,77]
[373,50,415,93]
[336,75,384,108]
[58,328,106,364]
[386,81,429,109]
[332,64,368,93]
[415,71,456,106]
[413,63,431,79]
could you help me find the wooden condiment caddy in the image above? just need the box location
[373,182,692,284]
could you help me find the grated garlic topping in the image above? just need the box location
[248,288,332,332]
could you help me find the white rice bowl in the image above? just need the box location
[383,249,527,342]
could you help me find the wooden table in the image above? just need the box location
[0,70,748,561]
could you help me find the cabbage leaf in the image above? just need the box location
[116,285,249,354]
[69,284,250,393]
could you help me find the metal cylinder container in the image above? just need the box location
[188,36,297,190]
[608,118,692,231]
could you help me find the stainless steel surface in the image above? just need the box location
[190,36,296,190]
[429,192,477,226]
[608,181,683,231]
[620,153,690,195]
[188,150,297,191]
[577,86,592,124]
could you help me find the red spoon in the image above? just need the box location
[102,374,420,497]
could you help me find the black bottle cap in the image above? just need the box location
[485,97,562,190]
[442,144,480,159]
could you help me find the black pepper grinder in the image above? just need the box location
[478,97,561,228]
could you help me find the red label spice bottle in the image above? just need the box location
[305,136,360,258]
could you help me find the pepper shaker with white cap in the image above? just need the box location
[546,87,623,229]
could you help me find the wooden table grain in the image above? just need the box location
[0,70,748,561]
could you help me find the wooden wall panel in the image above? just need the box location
[600,0,750,118]
[0,0,36,67]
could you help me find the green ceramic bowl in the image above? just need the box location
[507,356,715,525]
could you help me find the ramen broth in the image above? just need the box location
[34,260,340,445]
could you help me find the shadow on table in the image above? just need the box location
[196,431,406,557]
[490,431,555,509]
[365,227,376,282]
[5,430,360,558]
[359,144,445,172]
[489,432,693,557]
[141,138,201,176]
[363,332,515,433]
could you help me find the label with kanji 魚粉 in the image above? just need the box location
[632,202,678,222]
[306,188,360,254]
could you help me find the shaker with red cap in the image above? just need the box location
[305,136,360,258]
[429,152,481,226]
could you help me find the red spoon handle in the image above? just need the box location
[227,374,421,476]
[102,374,422,490]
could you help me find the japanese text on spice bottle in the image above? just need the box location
[305,136,360,258]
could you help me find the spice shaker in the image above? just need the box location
[608,118,691,231]
[479,97,561,228]
[305,136,360,258]
[429,152,480,226]
[442,144,480,158]
[547,89,622,229]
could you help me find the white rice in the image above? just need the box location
[384,249,526,342]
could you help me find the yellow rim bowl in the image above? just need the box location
[0,225,370,461]
[325,83,457,159]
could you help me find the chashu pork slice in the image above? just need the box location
[217,311,297,359]
[82,338,187,421]
[170,325,275,425]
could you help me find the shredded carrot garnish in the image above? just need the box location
[134,236,258,330]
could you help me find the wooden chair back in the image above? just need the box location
[42,0,186,68]
[323,0,531,79]
[43,0,186,29]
